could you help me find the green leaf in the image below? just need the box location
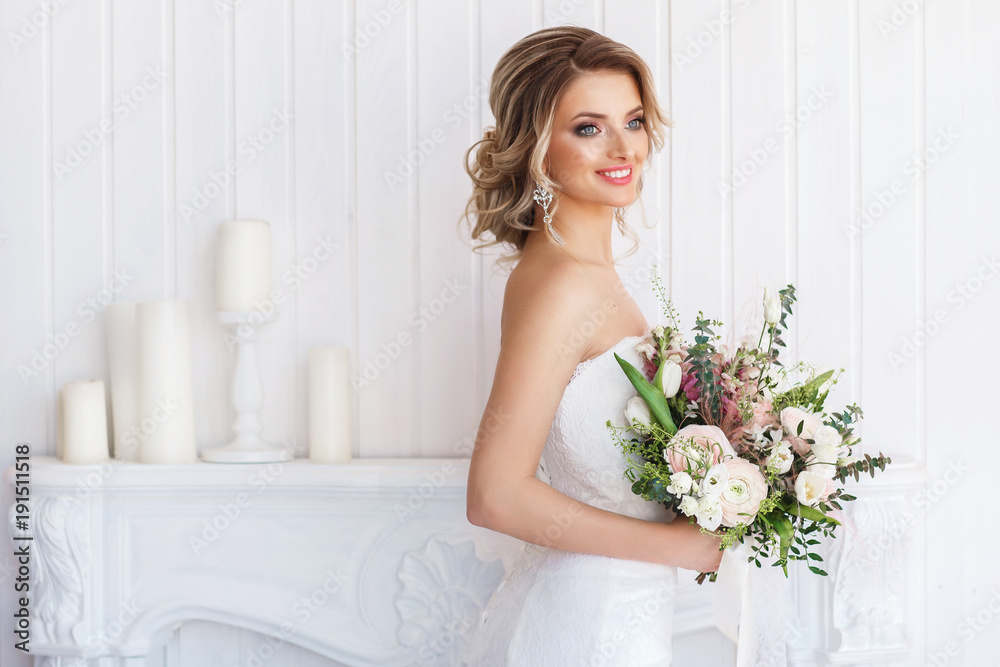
[777,499,840,526]
[614,353,677,434]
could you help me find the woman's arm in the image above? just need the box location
[466,263,723,573]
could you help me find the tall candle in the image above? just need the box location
[308,346,352,463]
[61,380,110,464]
[136,300,198,463]
[104,301,140,461]
[215,219,272,312]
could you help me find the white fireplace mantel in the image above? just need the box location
[4,456,927,666]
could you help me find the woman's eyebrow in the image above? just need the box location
[570,105,643,121]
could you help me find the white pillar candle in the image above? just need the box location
[61,380,110,464]
[104,301,140,461]
[215,219,272,312]
[136,300,198,464]
[308,346,352,464]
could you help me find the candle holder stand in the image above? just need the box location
[201,310,292,463]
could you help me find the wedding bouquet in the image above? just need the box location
[606,269,890,581]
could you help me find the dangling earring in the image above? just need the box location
[532,182,565,246]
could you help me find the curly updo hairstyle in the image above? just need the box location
[460,26,670,272]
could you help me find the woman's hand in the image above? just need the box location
[660,518,725,573]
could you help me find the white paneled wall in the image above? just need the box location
[2,0,999,665]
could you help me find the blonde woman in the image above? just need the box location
[463,27,723,665]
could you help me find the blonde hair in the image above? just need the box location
[460,26,671,273]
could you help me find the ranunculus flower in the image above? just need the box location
[695,495,723,531]
[700,463,730,497]
[763,286,781,325]
[666,425,737,474]
[678,495,699,517]
[656,360,682,399]
[794,471,828,507]
[719,458,769,527]
[624,396,653,435]
[767,442,794,475]
[666,471,693,496]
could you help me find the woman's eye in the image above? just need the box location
[576,124,599,137]
[627,117,645,130]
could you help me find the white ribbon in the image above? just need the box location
[713,542,756,667]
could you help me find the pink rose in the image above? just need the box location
[820,477,839,502]
[719,458,769,527]
[780,407,823,456]
[666,425,737,474]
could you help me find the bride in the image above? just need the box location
[462,27,724,665]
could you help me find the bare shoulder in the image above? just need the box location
[500,257,606,369]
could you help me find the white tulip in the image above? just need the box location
[767,443,794,475]
[794,471,827,507]
[809,442,839,479]
[624,396,653,435]
[667,471,694,496]
[763,287,781,326]
[657,360,683,399]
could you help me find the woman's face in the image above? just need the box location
[544,69,649,211]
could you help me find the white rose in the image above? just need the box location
[656,360,682,399]
[794,471,827,507]
[780,406,822,438]
[809,442,839,479]
[636,341,657,362]
[679,494,699,517]
[767,442,794,475]
[667,471,693,496]
[624,396,652,435]
[695,495,723,531]
[700,463,730,497]
[812,424,841,448]
[763,286,781,325]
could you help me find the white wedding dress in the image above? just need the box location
[466,334,680,666]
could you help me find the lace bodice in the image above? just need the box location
[540,334,672,523]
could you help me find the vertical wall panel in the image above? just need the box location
[355,0,416,456]
[293,1,354,457]
[857,0,922,463]
[48,0,108,463]
[233,0,296,448]
[112,0,170,303]
[414,1,478,456]
[669,1,728,324]
[729,0,792,342]
[175,0,231,450]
